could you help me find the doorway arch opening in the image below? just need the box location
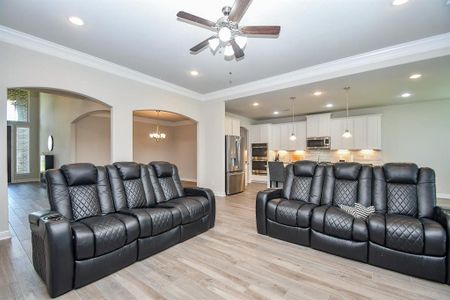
[133,109,198,183]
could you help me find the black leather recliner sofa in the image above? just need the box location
[257,161,450,284]
[29,161,215,297]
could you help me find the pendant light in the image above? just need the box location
[342,87,352,139]
[149,110,166,142]
[289,96,297,141]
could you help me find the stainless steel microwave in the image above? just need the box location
[306,137,331,150]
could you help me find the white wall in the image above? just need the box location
[133,120,197,181]
[74,114,111,165]
[39,92,110,167]
[0,41,225,237]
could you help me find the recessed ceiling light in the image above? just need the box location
[252,102,259,107]
[190,70,199,76]
[392,0,409,5]
[325,103,334,108]
[401,92,412,98]
[313,91,323,96]
[409,73,422,79]
[68,16,84,26]
[273,111,279,115]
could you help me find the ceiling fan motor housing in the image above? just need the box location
[222,6,232,16]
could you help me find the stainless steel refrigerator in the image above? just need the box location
[225,135,245,195]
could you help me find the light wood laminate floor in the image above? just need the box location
[2,182,450,299]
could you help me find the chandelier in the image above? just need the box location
[149,110,166,142]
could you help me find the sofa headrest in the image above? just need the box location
[384,163,419,184]
[113,162,141,180]
[150,161,174,178]
[293,161,317,177]
[334,163,362,180]
[61,163,97,186]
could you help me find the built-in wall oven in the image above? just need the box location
[251,143,268,175]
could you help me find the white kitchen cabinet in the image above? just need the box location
[331,118,353,150]
[270,124,281,150]
[225,117,240,136]
[331,115,381,150]
[307,113,331,137]
[280,123,291,150]
[352,116,367,150]
[249,124,271,144]
[295,121,307,150]
[270,121,306,151]
[367,114,382,150]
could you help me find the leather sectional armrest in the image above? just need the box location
[184,187,216,228]
[29,210,64,226]
[433,206,450,285]
[28,211,74,297]
[256,188,282,235]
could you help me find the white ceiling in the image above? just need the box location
[0,0,449,93]
[225,55,450,120]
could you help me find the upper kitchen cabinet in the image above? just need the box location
[367,114,382,150]
[249,124,271,144]
[270,122,306,151]
[270,124,281,150]
[225,117,240,136]
[331,114,381,150]
[306,113,331,137]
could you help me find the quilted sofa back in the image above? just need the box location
[372,163,435,218]
[149,161,185,203]
[282,160,324,204]
[46,163,115,221]
[106,162,157,210]
[321,162,372,207]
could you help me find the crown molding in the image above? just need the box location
[1,25,449,103]
[201,32,450,101]
[0,25,203,101]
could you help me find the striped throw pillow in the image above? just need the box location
[339,203,375,220]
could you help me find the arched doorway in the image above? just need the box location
[133,110,198,183]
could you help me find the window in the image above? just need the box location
[7,89,29,122]
[16,127,30,174]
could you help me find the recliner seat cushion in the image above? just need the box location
[121,207,181,237]
[71,214,139,260]
[386,215,423,254]
[312,206,368,242]
[158,196,209,225]
[368,214,446,256]
[266,199,316,228]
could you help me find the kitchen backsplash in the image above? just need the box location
[270,149,383,166]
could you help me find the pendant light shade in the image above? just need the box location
[342,87,352,139]
[289,96,296,141]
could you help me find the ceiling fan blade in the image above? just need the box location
[241,26,281,35]
[176,11,216,29]
[190,36,216,53]
[228,0,252,23]
[230,39,244,59]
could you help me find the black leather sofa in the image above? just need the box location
[257,161,450,284]
[29,161,215,297]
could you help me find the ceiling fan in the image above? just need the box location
[176,0,281,60]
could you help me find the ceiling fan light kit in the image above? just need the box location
[177,0,281,60]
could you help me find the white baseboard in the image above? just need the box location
[213,191,226,197]
[0,230,11,241]
[437,193,450,199]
